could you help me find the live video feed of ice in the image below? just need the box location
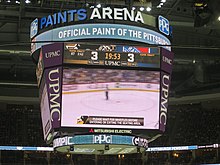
[61,68,160,130]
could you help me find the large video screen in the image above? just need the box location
[61,67,160,130]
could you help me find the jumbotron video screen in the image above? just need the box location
[38,42,173,136]
[61,67,160,130]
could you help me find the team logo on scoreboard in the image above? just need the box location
[65,43,80,50]
[30,18,38,38]
[77,116,88,124]
[122,46,140,53]
[158,15,169,36]
[97,45,116,51]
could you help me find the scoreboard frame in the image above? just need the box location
[38,42,173,141]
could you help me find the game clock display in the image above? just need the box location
[64,43,160,68]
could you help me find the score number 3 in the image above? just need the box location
[91,51,98,60]
[128,53,135,62]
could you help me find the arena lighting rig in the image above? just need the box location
[31,5,174,155]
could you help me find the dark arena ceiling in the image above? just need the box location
[0,0,220,106]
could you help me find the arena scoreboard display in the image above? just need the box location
[31,6,173,153]
[64,43,160,68]
[37,42,174,141]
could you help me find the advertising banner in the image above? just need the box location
[53,134,148,149]
[40,83,52,139]
[39,73,52,140]
[161,48,174,74]
[42,43,63,69]
[32,23,171,54]
[159,71,171,131]
[45,66,63,129]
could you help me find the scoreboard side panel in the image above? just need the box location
[159,71,171,132]
[161,48,174,74]
[45,66,63,129]
[39,74,52,140]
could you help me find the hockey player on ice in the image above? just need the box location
[105,84,109,100]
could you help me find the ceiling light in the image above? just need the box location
[96,4,101,8]
[25,0,31,3]
[218,16,220,21]
[157,5,162,8]
[6,0,11,3]
[146,7,151,12]
[15,0,20,4]
[85,3,89,7]
[140,7,144,11]
[157,2,164,8]
[161,0,166,2]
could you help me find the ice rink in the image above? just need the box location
[61,90,160,129]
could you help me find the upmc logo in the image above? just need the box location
[53,137,73,148]
[94,135,111,144]
[30,18,38,39]
[158,15,169,36]
[160,72,170,132]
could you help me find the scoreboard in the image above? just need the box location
[31,6,173,153]
[38,42,173,140]
[64,43,160,68]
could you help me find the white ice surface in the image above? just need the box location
[61,90,159,129]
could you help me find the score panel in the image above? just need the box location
[64,43,160,68]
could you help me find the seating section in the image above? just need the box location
[0,103,220,164]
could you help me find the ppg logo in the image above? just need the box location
[158,15,169,36]
[30,18,38,39]
[94,135,111,144]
